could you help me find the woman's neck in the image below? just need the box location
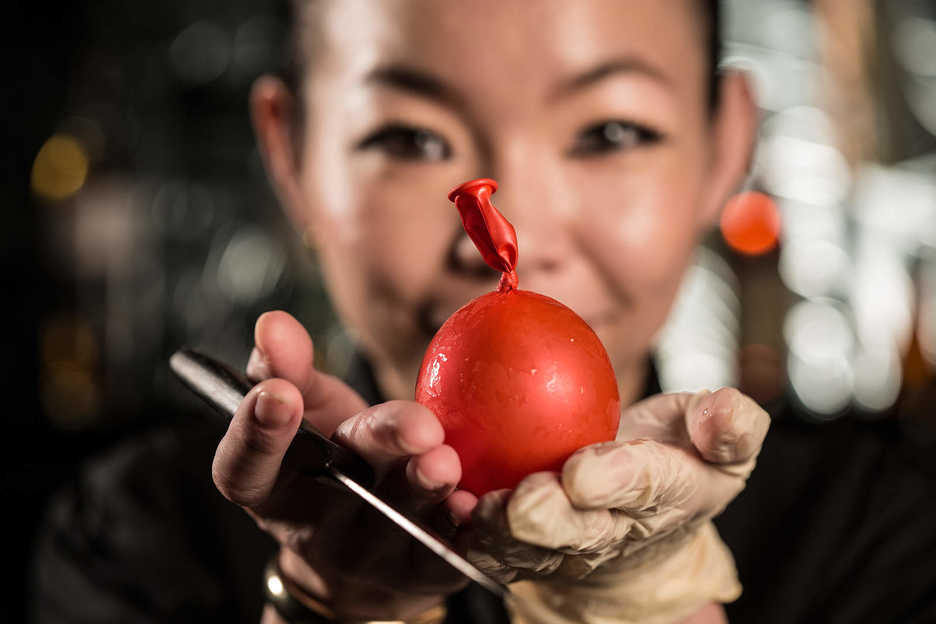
[617,358,651,408]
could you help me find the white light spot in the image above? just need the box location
[779,237,849,299]
[784,300,855,417]
[760,134,850,206]
[216,227,286,304]
[850,245,914,354]
[266,576,284,597]
[893,16,936,78]
[788,351,852,417]
[427,357,443,398]
[784,300,854,362]
[546,373,558,392]
[853,346,902,413]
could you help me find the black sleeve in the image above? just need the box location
[718,416,936,624]
[31,425,276,624]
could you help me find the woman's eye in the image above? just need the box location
[356,124,452,161]
[568,120,662,157]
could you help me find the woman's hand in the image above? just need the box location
[463,388,770,624]
[211,311,472,620]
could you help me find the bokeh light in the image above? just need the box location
[758,107,851,207]
[919,256,936,371]
[852,345,903,413]
[169,20,230,85]
[216,226,286,304]
[39,316,100,428]
[850,243,914,354]
[720,191,781,256]
[784,300,855,417]
[656,247,740,392]
[851,164,936,255]
[30,134,89,201]
[893,15,936,78]
[779,237,849,298]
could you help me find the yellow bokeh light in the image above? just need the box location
[31,133,89,201]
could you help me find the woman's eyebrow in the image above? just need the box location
[365,65,465,112]
[550,56,672,101]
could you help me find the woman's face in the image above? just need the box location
[268,0,752,400]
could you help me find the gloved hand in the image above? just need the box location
[463,388,770,624]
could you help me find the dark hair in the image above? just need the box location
[702,0,722,109]
[281,0,722,109]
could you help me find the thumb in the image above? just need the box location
[250,310,368,436]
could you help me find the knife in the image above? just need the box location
[169,348,511,602]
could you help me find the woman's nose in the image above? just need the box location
[451,232,494,277]
[450,179,568,279]
[491,175,570,277]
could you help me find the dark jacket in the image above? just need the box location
[31,359,936,623]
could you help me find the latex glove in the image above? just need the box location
[464,388,769,624]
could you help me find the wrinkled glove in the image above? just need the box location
[464,388,769,624]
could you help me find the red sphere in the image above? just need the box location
[415,289,620,495]
[720,191,780,256]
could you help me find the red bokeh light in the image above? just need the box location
[721,191,781,256]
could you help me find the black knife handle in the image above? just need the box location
[170,348,376,490]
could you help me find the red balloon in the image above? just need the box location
[415,179,620,495]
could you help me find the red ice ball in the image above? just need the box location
[414,179,620,495]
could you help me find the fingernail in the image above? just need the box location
[414,465,445,492]
[255,390,293,428]
[247,347,272,381]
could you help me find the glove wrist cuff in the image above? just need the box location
[507,522,741,624]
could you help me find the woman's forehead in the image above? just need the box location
[310,0,707,96]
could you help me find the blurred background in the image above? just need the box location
[5,0,936,621]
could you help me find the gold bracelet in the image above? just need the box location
[263,555,447,624]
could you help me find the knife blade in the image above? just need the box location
[169,348,511,601]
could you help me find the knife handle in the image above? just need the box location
[170,348,376,490]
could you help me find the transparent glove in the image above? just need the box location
[464,388,770,624]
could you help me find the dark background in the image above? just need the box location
[5,1,936,622]
[3,2,335,621]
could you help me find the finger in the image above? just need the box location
[466,489,564,581]
[616,392,696,445]
[618,389,770,468]
[377,442,463,519]
[506,472,628,552]
[333,400,444,479]
[445,489,478,527]
[686,387,770,466]
[562,439,744,535]
[253,310,367,436]
[212,378,302,511]
[404,444,461,502]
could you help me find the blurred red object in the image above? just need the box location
[721,191,781,256]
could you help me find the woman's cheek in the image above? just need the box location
[354,182,460,302]
[581,179,700,290]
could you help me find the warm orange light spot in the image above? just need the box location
[720,191,781,256]
[31,134,89,201]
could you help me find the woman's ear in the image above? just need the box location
[250,76,308,230]
[698,70,758,228]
